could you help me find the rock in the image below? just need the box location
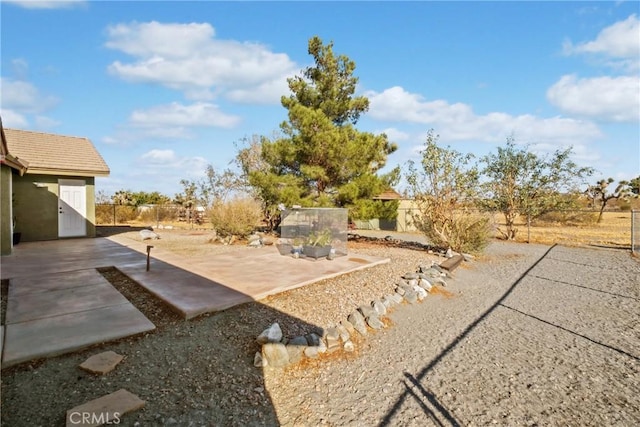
[323,327,340,342]
[358,304,377,319]
[305,332,322,347]
[248,233,261,242]
[381,295,394,308]
[286,343,306,364]
[430,263,445,273]
[79,351,124,375]
[262,237,274,246]
[325,336,341,353]
[418,278,433,292]
[445,248,454,258]
[66,389,145,427]
[254,352,266,367]
[407,278,418,287]
[339,319,356,337]
[394,291,406,303]
[139,229,160,240]
[403,272,419,280]
[421,268,443,278]
[413,285,428,300]
[347,310,368,336]
[261,343,289,368]
[397,281,414,294]
[395,286,406,296]
[289,336,308,346]
[304,346,319,358]
[317,338,328,354]
[248,239,262,247]
[256,323,283,344]
[336,323,350,343]
[366,315,384,330]
[389,293,404,304]
[343,340,355,352]
[372,299,386,316]
[404,290,418,304]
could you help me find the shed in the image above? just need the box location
[1,125,109,253]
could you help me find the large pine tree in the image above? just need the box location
[240,36,398,223]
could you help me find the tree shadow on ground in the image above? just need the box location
[378,245,557,426]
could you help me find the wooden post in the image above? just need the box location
[146,245,154,271]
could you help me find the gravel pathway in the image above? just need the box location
[265,243,640,426]
[1,241,638,426]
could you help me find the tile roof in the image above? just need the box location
[373,189,403,200]
[3,128,109,177]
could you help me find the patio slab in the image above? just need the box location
[110,236,390,319]
[1,235,388,366]
[2,268,155,368]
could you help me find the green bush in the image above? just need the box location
[209,198,262,238]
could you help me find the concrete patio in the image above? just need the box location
[1,235,388,367]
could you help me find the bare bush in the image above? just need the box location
[209,198,262,238]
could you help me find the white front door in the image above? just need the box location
[58,179,87,238]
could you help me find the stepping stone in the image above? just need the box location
[439,254,464,272]
[79,351,124,375]
[65,389,145,427]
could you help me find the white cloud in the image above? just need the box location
[105,21,297,103]
[129,102,241,129]
[0,77,58,113]
[137,149,209,177]
[547,74,639,122]
[563,14,640,72]
[3,0,87,9]
[565,14,639,58]
[140,149,177,164]
[376,127,410,142]
[0,109,28,128]
[366,86,603,145]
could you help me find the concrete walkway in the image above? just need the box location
[1,236,388,367]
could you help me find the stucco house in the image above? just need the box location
[1,123,109,255]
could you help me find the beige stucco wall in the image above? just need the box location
[1,165,13,255]
[12,174,96,242]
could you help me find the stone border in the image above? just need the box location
[255,260,456,368]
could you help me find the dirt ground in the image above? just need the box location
[1,231,638,426]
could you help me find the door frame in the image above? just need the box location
[58,179,87,238]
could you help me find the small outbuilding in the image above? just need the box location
[1,123,110,254]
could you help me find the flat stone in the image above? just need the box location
[372,299,387,316]
[358,304,377,319]
[335,323,350,342]
[340,319,356,336]
[304,346,319,358]
[79,351,124,375]
[261,342,289,368]
[347,310,368,336]
[65,389,145,427]
[366,315,385,330]
[286,343,306,364]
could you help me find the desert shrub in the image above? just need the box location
[114,205,139,223]
[209,198,262,238]
[413,211,492,254]
[533,211,598,226]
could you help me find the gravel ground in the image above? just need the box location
[1,238,638,426]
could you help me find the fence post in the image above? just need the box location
[632,210,637,255]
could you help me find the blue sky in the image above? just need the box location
[2,0,639,198]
